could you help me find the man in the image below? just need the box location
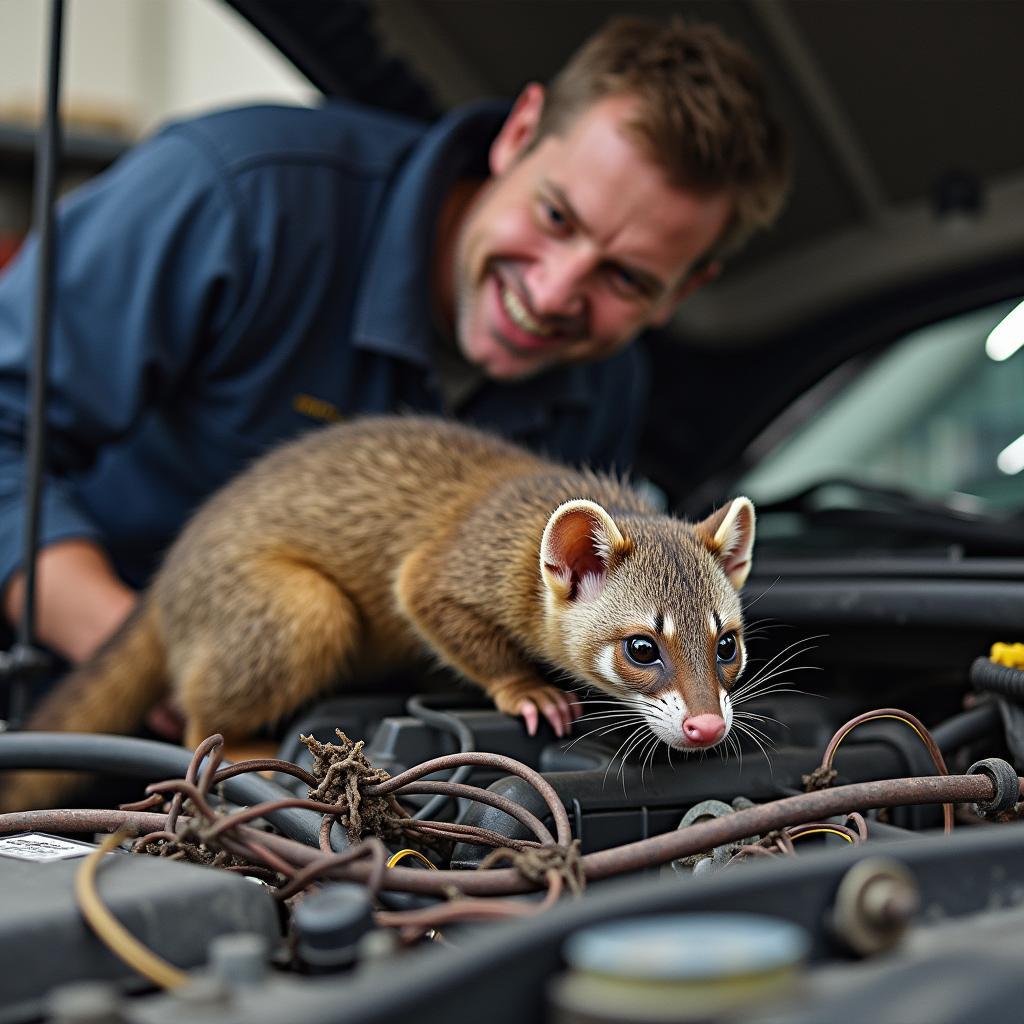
[0,16,788,688]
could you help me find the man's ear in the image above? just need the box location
[490,83,546,176]
[540,499,629,603]
[648,260,723,328]
[694,496,756,590]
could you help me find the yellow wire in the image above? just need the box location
[75,831,190,990]
[788,827,855,844]
[386,848,438,870]
[825,714,931,769]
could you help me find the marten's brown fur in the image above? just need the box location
[0,416,755,811]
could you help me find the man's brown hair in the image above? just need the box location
[536,17,791,262]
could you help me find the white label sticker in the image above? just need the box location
[0,832,99,862]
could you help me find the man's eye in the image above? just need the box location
[607,265,644,297]
[542,201,569,231]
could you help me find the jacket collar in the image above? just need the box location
[351,101,507,367]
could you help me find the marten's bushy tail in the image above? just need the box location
[0,598,168,812]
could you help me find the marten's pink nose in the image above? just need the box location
[683,714,726,746]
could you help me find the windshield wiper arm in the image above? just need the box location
[755,477,1024,551]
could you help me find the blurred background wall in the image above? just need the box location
[0,0,315,138]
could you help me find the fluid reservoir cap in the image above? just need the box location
[564,913,809,982]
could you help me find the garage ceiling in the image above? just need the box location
[364,0,1024,345]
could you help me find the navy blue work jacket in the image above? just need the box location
[0,100,648,589]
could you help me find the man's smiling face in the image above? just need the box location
[448,87,734,381]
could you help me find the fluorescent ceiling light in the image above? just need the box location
[997,433,1024,476]
[986,299,1024,361]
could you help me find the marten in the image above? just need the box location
[0,415,755,810]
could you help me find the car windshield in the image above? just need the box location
[735,296,1024,553]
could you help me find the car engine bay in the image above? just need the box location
[2,569,1024,1024]
[1,5,1023,1022]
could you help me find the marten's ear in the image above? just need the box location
[695,497,756,590]
[541,499,629,602]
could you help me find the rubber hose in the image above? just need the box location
[970,657,1024,701]
[405,695,476,821]
[931,701,1001,754]
[0,731,325,847]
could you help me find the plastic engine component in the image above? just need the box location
[293,883,375,973]
[0,835,280,1023]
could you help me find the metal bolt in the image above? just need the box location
[832,857,919,956]
[862,877,919,929]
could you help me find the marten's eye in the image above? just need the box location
[624,635,661,667]
[717,632,738,664]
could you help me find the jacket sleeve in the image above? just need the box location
[0,126,249,591]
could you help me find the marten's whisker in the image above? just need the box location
[640,733,661,787]
[604,725,648,788]
[731,720,776,774]
[617,727,654,791]
[739,577,781,612]
[562,713,648,752]
[731,670,822,703]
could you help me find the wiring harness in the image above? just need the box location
[0,701,1021,990]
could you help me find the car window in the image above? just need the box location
[738,297,1024,515]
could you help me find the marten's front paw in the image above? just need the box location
[487,675,582,738]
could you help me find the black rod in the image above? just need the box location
[6,0,65,726]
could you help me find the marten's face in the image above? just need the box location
[541,499,756,755]
[449,90,731,381]
[561,543,747,753]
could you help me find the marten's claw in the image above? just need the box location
[520,691,581,738]
[488,674,579,737]
[520,701,541,736]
